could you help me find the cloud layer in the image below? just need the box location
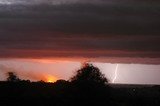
[0,0,160,64]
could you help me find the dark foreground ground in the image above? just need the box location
[0,81,160,106]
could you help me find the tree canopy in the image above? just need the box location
[70,63,108,86]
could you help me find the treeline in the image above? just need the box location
[0,63,160,106]
[0,63,111,105]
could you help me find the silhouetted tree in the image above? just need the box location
[69,63,110,105]
[7,72,20,82]
[55,80,69,85]
[70,63,108,85]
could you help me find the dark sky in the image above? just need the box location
[0,0,160,64]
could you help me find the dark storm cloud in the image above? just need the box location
[0,0,160,63]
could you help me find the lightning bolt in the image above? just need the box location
[112,64,119,83]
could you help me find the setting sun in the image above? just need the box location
[46,75,57,83]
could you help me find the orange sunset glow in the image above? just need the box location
[45,75,58,83]
[0,0,159,105]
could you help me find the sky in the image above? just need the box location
[0,0,160,84]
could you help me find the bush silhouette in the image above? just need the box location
[7,72,21,82]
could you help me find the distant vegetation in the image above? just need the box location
[0,63,160,106]
[6,72,21,82]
